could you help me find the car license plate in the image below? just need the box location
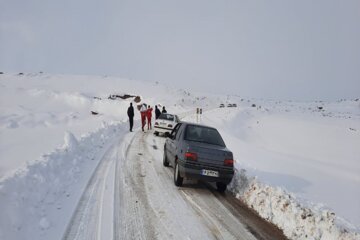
[202,169,219,177]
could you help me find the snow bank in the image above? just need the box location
[0,122,126,240]
[62,131,79,151]
[229,169,360,240]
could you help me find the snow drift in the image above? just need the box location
[229,169,359,240]
[0,122,126,240]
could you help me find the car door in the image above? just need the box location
[174,124,185,158]
[167,123,182,165]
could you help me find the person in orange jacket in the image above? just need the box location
[146,105,153,130]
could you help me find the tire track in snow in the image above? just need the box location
[114,132,157,240]
[62,138,120,240]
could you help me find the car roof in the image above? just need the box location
[179,121,217,130]
[157,113,179,122]
[159,113,177,117]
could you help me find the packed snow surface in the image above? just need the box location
[0,73,359,239]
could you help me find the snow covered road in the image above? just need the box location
[63,130,287,240]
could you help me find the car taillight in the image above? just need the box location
[155,122,159,125]
[224,159,234,167]
[168,124,173,128]
[185,152,197,161]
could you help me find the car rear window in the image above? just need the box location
[184,125,226,147]
[158,114,174,121]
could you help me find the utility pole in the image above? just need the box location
[196,108,199,123]
[196,108,202,123]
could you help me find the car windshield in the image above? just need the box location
[184,125,226,147]
[158,113,174,121]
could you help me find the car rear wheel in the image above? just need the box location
[174,162,183,186]
[216,182,227,192]
[163,148,169,167]
[154,131,159,136]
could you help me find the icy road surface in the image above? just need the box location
[63,130,287,240]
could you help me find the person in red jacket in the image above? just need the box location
[146,105,153,130]
[140,103,147,131]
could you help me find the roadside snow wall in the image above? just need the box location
[0,122,126,240]
[228,169,360,240]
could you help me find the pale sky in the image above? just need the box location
[1,0,359,100]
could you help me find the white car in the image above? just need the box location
[154,113,180,136]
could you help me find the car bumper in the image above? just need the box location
[154,126,172,133]
[178,160,234,184]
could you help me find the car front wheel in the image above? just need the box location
[174,162,183,186]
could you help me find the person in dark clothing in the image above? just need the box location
[155,105,161,119]
[127,103,134,132]
[162,106,167,113]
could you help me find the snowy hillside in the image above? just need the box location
[0,73,215,179]
[0,73,359,240]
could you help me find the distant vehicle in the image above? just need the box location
[154,113,180,136]
[232,103,237,107]
[219,103,225,108]
[163,122,234,192]
[227,103,232,107]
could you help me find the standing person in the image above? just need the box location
[155,105,161,119]
[146,105,153,130]
[127,102,134,132]
[162,106,167,113]
[140,103,147,131]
